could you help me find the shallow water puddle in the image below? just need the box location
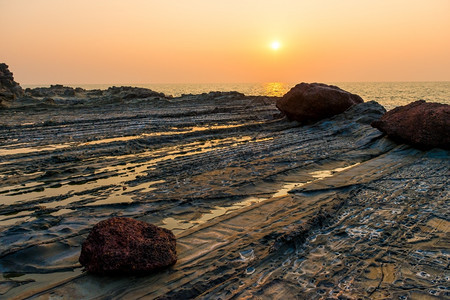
[271,163,361,197]
[0,135,274,227]
[172,122,265,133]
[272,182,309,198]
[50,208,76,217]
[0,210,37,226]
[0,122,262,156]
[85,180,165,206]
[309,163,360,180]
[162,163,362,233]
[0,135,266,206]
[0,142,77,156]
[161,196,266,233]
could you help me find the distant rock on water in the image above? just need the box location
[79,217,177,275]
[25,84,85,97]
[0,63,24,108]
[106,86,166,99]
[276,83,364,124]
[372,100,450,150]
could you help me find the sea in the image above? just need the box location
[23,81,450,110]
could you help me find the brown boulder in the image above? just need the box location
[79,217,177,275]
[372,100,450,150]
[276,83,364,124]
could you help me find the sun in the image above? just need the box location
[271,41,281,50]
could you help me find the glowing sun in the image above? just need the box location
[271,41,281,50]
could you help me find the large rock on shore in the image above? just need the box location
[372,100,450,150]
[79,217,177,275]
[0,63,24,108]
[276,83,364,124]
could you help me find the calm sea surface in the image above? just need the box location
[23,82,449,110]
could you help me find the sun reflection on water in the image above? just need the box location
[263,82,290,97]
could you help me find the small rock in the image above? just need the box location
[371,100,450,150]
[276,83,364,124]
[79,217,177,275]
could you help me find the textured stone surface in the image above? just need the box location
[79,217,177,275]
[0,63,23,107]
[372,100,450,149]
[276,82,364,124]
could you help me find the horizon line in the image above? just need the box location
[20,80,450,87]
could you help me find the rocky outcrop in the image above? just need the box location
[179,91,246,101]
[0,63,24,108]
[106,86,165,99]
[79,217,177,275]
[276,83,364,124]
[326,100,386,125]
[25,85,85,97]
[372,100,450,150]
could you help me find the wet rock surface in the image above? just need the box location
[0,91,448,299]
[0,63,23,108]
[372,100,450,150]
[276,82,364,123]
[79,217,177,275]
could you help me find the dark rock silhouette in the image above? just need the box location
[0,63,24,108]
[372,100,450,150]
[179,91,246,101]
[79,217,177,275]
[276,83,364,124]
[106,86,165,99]
[25,85,85,97]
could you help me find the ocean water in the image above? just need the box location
[23,81,449,110]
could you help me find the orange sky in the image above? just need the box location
[1,0,450,84]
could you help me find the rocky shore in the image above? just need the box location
[0,64,449,299]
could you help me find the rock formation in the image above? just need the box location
[106,86,165,99]
[276,83,364,124]
[372,100,450,150]
[79,217,177,275]
[24,85,85,97]
[0,63,24,108]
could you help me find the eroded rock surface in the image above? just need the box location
[0,63,23,108]
[0,89,448,299]
[372,100,450,149]
[276,82,364,124]
[79,217,177,275]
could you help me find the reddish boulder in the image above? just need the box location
[372,100,450,150]
[276,83,364,124]
[79,217,177,275]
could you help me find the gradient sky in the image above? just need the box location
[1,0,450,84]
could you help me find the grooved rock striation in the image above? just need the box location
[276,82,364,124]
[0,63,24,108]
[79,217,177,275]
[372,100,450,150]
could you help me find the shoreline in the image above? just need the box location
[0,89,449,298]
[4,81,449,109]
